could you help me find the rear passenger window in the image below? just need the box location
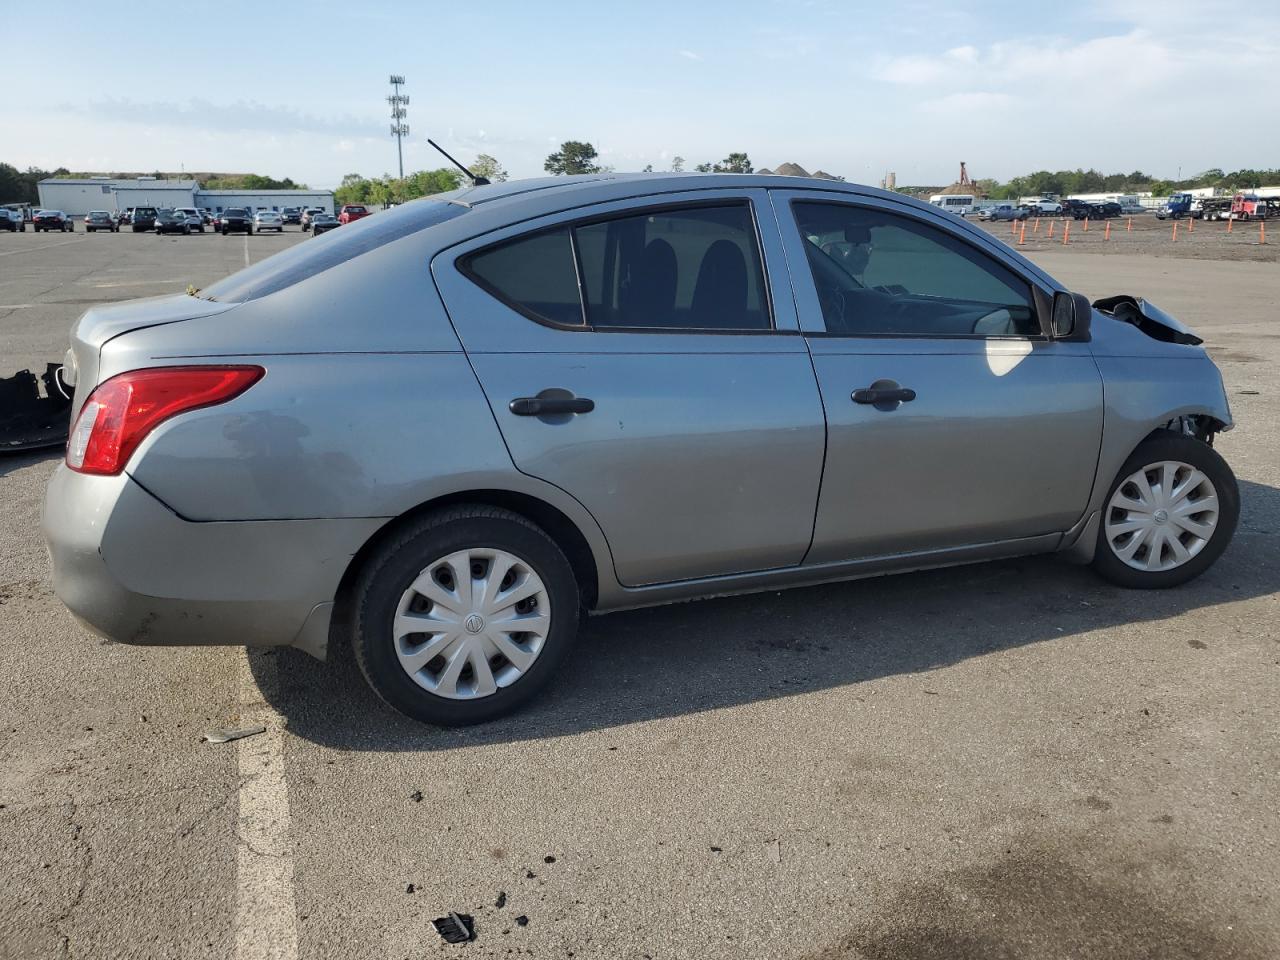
[462,202,771,332]
[575,204,769,330]
[465,228,583,327]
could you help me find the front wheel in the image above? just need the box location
[1092,432,1239,589]
[352,506,581,726]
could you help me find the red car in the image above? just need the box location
[338,204,370,225]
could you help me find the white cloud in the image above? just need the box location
[678,49,702,61]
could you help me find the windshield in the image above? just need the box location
[202,198,467,303]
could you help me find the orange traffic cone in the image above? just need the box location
[1172,222,1178,241]
[1228,216,1233,233]
[1188,216,1194,233]
[1082,217,1089,232]
[1104,221,1111,241]
[1062,221,1070,245]
[1018,222,1026,245]
[1127,217,1132,232]
[1033,218,1040,233]
[1048,220,1055,239]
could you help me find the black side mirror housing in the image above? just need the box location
[1051,291,1093,341]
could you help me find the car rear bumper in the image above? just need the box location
[43,465,381,656]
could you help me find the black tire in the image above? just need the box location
[352,506,581,726]
[1091,431,1239,589]
[246,226,253,235]
[221,228,228,236]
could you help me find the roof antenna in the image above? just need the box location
[427,139,490,186]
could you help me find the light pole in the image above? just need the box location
[388,75,409,181]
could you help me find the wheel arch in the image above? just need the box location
[330,488,606,651]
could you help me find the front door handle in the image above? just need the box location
[852,384,916,405]
[509,395,595,416]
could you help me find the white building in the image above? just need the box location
[195,189,333,214]
[37,177,333,216]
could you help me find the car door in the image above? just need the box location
[771,190,1104,564]
[433,190,826,587]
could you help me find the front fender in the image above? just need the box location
[1065,355,1232,562]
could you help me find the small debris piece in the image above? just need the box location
[515,915,529,927]
[201,725,266,744]
[710,846,723,853]
[543,855,556,864]
[1239,390,1260,396]
[409,790,424,802]
[495,891,507,908]
[432,912,475,944]
[406,883,415,894]
[139,715,148,723]
[525,869,536,879]
[767,839,781,864]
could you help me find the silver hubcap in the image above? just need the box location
[1104,460,1219,572]
[393,548,550,700]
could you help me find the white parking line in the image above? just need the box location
[0,237,88,257]
[234,651,299,960]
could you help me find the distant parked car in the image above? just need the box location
[175,208,206,233]
[219,208,253,235]
[84,211,119,233]
[117,209,133,226]
[155,209,192,235]
[310,213,340,235]
[1025,199,1063,215]
[0,209,23,232]
[281,207,302,225]
[131,207,159,232]
[301,208,326,231]
[253,210,284,233]
[199,208,213,225]
[42,175,1240,726]
[338,204,370,225]
[33,210,74,232]
[980,203,1028,222]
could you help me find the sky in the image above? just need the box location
[5,0,1277,190]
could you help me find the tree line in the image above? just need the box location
[333,155,508,205]
[9,152,1280,209]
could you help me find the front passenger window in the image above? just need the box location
[793,201,1039,337]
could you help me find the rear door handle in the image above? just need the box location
[509,396,595,416]
[852,385,916,405]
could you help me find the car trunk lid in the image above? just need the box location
[64,293,237,411]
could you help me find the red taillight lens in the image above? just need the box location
[66,365,264,475]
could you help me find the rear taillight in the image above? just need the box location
[66,365,264,475]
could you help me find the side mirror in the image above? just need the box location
[1051,291,1093,341]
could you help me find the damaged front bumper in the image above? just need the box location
[0,364,72,453]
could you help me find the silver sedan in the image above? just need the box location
[252,210,284,232]
[44,174,1239,725]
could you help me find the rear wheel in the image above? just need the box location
[1092,432,1238,589]
[352,506,581,726]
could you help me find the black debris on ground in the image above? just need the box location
[405,884,415,894]
[515,915,529,927]
[543,855,556,864]
[432,912,475,944]
[409,790,424,802]
[495,891,507,908]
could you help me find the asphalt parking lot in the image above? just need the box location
[1,226,1277,959]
